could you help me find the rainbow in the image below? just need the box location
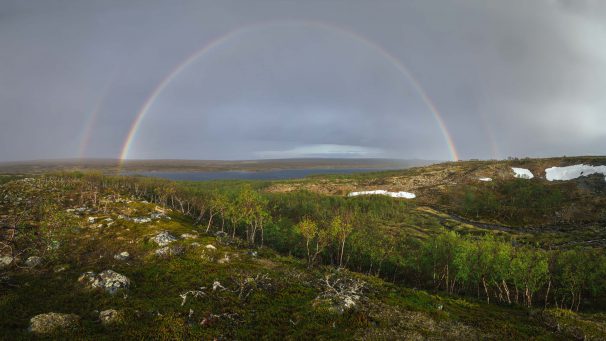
[120,21,460,162]
[78,74,117,158]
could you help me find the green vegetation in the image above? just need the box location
[2,157,606,339]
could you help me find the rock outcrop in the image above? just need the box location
[0,255,13,269]
[151,231,177,247]
[113,251,130,261]
[25,256,42,267]
[29,312,80,334]
[155,245,185,259]
[99,309,123,325]
[78,270,131,294]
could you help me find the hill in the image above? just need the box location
[1,157,606,339]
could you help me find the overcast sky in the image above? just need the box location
[1,0,605,161]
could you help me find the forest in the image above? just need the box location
[30,171,603,313]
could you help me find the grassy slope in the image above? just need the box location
[264,157,606,246]
[2,178,603,340]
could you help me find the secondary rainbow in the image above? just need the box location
[120,21,460,162]
[78,72,117,158]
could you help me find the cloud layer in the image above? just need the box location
[0,0,604,161]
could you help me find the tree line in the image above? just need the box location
[44,172,606,312]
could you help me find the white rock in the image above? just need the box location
[78,270,130,294]
[151,231,177,247]
[99,309,122,325]
[29,313,80,334]
[217,253,230,264]
[25,256,42,267]
[348,190,416,199]
[150,213,163,220]
[0,255,14,269]
[479,177,493,182]
[545,164,606,181]
[511,167,534,179]
[205,244,217,250]
[155,245,185,258]
[113,251,130,261]
[180,233,198,239]
[212,280,225,291]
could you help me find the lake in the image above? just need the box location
[126,168,390,181]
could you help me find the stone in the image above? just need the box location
[151,231,177,247]
[212,280,226,291]
[25,256,42,267]
[214,231,228,238]
[29,312,80,334]
[180,233,197,239]
[0,255,14,269]
[155,245,185,259]
[205,244,217,250]
[155,247,170,258]
[113,251,130,261]
[99,309,122,325]
[78,270,130,294]
[133,217,151,224]
[150,213,165,220]
[217,253,230,264]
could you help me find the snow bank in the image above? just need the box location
[478,177,493,182]
[545,164,606,181]
[348,190,416,199]
[511,167,534,179]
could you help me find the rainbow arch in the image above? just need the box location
[78,71,117,158]
[120,21,460,162]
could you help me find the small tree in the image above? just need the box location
[206,191,228,233]
[330,214,353,268]
[296,217,317,267]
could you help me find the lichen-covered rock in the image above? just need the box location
[217,253,230,264]
[113,251,130,261]
[29,312,80,334]
[25,256,42,267]
[155,245,185,259]
[0,255,14,269]
[78,270,130,294]
[151,231,177,247]
[99,309,123,325]
[180,233,197,239]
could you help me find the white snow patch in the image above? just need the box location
[511,167,534,179]
[545,164,606,181]
[348,190,416,199]
[479,177,493,182]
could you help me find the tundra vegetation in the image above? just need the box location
[1,158,606,339]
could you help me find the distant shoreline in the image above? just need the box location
[0,158,438,174]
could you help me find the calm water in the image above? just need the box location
[126,168,390,181]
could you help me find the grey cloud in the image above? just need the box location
[0,0,604,161]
